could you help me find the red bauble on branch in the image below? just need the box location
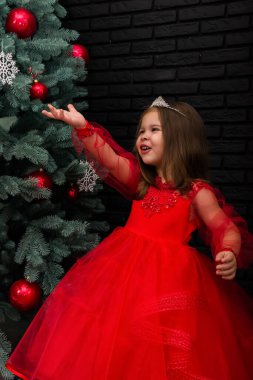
[30,80,48,101]
[28,169,53,189]
[67,183,79,200]
[9,279,42,311]
[72,44,89,63]
[6,8,37,39]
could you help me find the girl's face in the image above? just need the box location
[136,109,164,175]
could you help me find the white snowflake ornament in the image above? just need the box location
[0,50,19,85]
[78,160,99,192]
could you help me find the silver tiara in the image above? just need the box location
[150,96,187,118]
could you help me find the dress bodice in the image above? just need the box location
[125,181,196,245]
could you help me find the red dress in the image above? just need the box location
[6,125,253,380]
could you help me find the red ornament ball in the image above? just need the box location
[9,279,41,311]
[30,80,48,101]
[28,170,53,189]
[67,184,79,200]
[72,44,89,63]
[6,8,37,39]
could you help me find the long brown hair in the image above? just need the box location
[134,101,209,198]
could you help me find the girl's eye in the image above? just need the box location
[138,130,144,134]
[152,127,160,132]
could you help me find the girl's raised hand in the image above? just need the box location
[42,104,86,129]
[215,250,237,280]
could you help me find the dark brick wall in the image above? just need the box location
[61,0,253,237]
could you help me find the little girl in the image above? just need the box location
[6,97,253,379]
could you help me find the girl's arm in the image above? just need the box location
[192,187,240,279]
[192,183,253,270]
[42,104,140,199]
[193,187,241,255]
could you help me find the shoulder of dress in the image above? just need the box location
[188,180,215,200]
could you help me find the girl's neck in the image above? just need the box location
[155,176,175,190]
[156,170,173,184]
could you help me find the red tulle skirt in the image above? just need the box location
[6,226,253,379]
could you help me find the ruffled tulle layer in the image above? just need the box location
[7,227,253,380]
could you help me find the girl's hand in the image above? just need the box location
[215,250,237,280]
[42,104,86,129]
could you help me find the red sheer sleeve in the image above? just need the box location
[190,181,253,268]
[71,122,140,200]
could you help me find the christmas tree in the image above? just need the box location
[0,1,108,378]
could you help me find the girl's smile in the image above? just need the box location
[139,143,151,153]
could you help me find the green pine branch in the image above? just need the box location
[0,177,51,201]
[0,330,14,380]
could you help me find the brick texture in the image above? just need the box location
[61,0,253,241]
